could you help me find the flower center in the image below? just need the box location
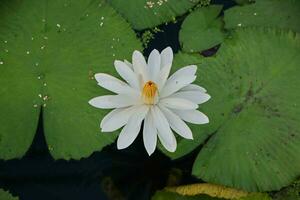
[142,81,158,105]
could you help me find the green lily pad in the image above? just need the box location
[107,0,206,30]
[192,28,300,191]
[163,28,300,192]
[179,5,225,53]
[0,189,18,200]
[0,0,141,160]
[224,0,300,32]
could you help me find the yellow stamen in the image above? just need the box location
[142,81,158,105]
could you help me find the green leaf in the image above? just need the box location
[0,189,18,200]
[224,0,300,32]
[191,28,300,192]
[152,190,223,200]
[179,5,225,53]
[163,28,300,191]
[0,0,142,160]
[107,0,205,30]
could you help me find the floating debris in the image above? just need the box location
[43,95,49,101]
[145,0,168,9]
[146,1,155,8]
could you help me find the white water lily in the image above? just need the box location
[89,47,210,155]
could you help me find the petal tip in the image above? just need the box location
[146,150,155,156]
[88,99,95,106]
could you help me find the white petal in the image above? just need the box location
[114,60,140,89]
[171,65,197,77]
[158,64,172,91]
[160,47,173,69]
[158,47,173,90]
[117,105,149,149]
[151,106,177,152]
[159,97,198,110]
[181,84,207,93]
[147,49,161,82]
[160,65,197,98]
[132,50,148,82]
[172,109,209,124]
[124,59,133,69]
[100,106,141,132]
[169,91,211,104]
[94,73,136,94]
[159,105,193,139]
[143,112,157,155]
[89,94,140,109]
